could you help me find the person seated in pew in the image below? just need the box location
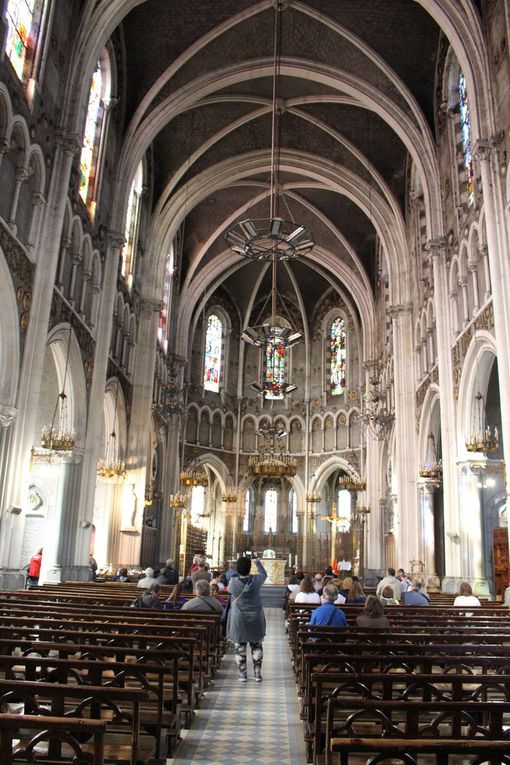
[376,567,404,601]
[163,583,187,609]
[157,565,178,585]
[132,582,162,609]
[210,582,229,605]
[112,567,129,582]
[210,571,226,591]
[295,575,321,604]
[346,580,366,604]
[453,581,481,608]
[380,585,398,605]
[308,584,347,627]
[356,595,391,629]
[181,579,224,613]
[329,578,347,604]
[137,566,157,588]
[402,577,430,606]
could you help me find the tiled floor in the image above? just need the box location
[168,605,306,765]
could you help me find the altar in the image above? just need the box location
[251,557,286,585]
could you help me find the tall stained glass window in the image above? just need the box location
[5,0,38,81]
[203,314,222,392]
[264,489,277,533]
[330,317,347,394]
[122,162,143,282]
[336,489,351,533]
[79,54,110,214]
[458,73,474,207]
[158,246,174,353]
[265,331,286,399]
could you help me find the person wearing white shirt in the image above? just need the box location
[453,581,481,608]
[294,575,321,604]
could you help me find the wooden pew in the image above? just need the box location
[0,714,106,765]
[324,699,510,765]
[0,680,151,765]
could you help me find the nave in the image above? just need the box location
[169,605,306,765]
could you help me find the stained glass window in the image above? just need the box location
[458,73,474,207]
[264,489,277,533]
[122,163,143,281]
[203,314,222,392]
[158,246,174,352]
[265,330,286,399]
[79,56,110,212]
[330,317,347,394]
[5,0,38,81]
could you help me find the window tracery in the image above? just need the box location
[330,317,347,394]
[458,73,474,207]
[158,245,174,353]
[203,314,222,392]
[264,331,286,399]
[79,52,111,216]
[5,0,42,82]
[121,162,143,286]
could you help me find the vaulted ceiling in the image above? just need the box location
[119,0,443,327]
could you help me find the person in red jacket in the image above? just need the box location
[27,548,43,587]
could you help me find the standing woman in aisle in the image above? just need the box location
[227,552,267,682]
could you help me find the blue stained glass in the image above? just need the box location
[203,314,222,392]
[458,73,474,207]
[330,317,346,395]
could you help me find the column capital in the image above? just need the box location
[0,405,17,428]
[474,133,504,167]
[139,296,163,314]
[55,131,82,156]
[425,237,449,258]
[387,302,413,319]
[105,230,125,250]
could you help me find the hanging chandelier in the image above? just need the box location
[360,376,394,440]
[180,459,208,488]
[306,490,322,503]
[227,2,311,401]
[41,326,75,452]
[97,384,126,478]
[170,493,187,509]
[222,492,238,504]
[248,412,297,478]
[419,433,442,478]
[338,473,366,492]
[225,3,313,264]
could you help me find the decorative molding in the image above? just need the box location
[387,302,413,319]
[0,405,17,427]
[0,217,35,290]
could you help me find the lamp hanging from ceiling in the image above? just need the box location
[97,384,126,478]
[465,327,499,454]
[41,326,75,452]
[360,374,394,440]
[180,458,208,488]
[248,411,297,478]
[227,1,312,400]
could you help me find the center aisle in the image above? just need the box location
[169,605,307,765]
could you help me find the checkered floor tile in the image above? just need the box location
[168,606,306,764]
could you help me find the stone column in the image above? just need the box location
[417,478,440,588]
[388,303,418,567]
[72,232,123,575]
[0,133,80,588]
[454,459,492,597]
[426,238,462,579]
[474,137,510,498]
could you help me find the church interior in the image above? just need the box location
[0,0,509,600]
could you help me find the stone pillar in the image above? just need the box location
[474,138,510,499]
[426,239,462,579]
[0,0,8,61]
[72,232,123,574]
[0,133,80,588]
[454,459,492,596]
[388,304,418,567]
[417,478,440,587]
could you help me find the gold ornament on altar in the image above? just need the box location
[170,493,186,509]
